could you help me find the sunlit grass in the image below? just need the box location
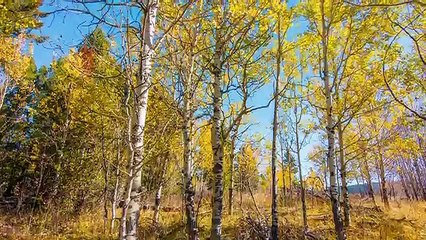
[1,197,425,239]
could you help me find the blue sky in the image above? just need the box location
[33,0,317,176]
[33,2,97,66]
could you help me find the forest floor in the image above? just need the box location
[1,197,425,239]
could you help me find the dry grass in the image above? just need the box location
[1,196,426,239]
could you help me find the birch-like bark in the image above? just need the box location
[183,77,198,239]
[180,3,202,237]
[119,74,135,240]
[375,160,383,199]
[0,78,9,111]
[363,160,377,207]
[153,152,169,225]
[270,10,281,239]
[399,169,411,200]
[401,160,419,200]
[294,61,308,237]
[210,3,224,237]
[295,106,307,236]
[210,61,224,239]
[337,122,350,227]
[126,1,159,239]
[101,122,109,234]
[337,167,341,203]
[324,158,328,192]
[408,171,419,201]
[111,136,121,233]
[320,1,346,239]
[377,145,390,209]
[413,158,426,200]
[228,132,236,215]
[153,185,162,225]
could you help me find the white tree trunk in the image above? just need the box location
[153,185,162,225]
[119,78,134,240]
[210,8,224,238]
[111,136,121,233]
[337,122,350,227]
[320,1,346,239]
[295,106,307,236]
[183,93,198,239]
[126,1,159,239]
[363,159,377,207]
[377,145,390,209]
[228,133,236,215]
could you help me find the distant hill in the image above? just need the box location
[347,183,380,194]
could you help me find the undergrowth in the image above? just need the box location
[1,199,425,239]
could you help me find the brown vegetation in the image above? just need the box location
[1,195,425,240]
